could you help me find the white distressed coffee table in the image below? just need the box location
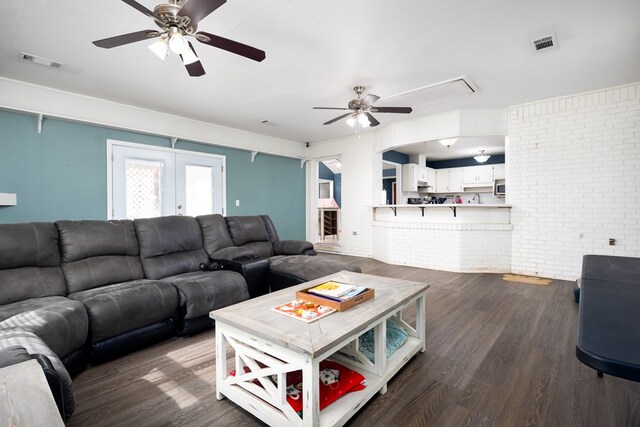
[210,271,429,427]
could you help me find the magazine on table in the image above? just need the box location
[271,300,336,323]
[307,281,368,302]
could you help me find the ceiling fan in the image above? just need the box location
[313,86,412,128]
[92,0,266,77]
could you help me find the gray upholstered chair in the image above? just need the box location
[56,220,179,364]
[134,216,249,336]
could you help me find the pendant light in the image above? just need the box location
[474,150,491,163]
[439,138,458,148]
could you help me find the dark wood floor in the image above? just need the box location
[67,255,640,427]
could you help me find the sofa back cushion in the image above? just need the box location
[0,223,66,304]
[134,216,209,280]
[225,216,271,246]
[56,220,145,293]
[225,216,274,257]
[260,215,280,244]
[196,214,234,255]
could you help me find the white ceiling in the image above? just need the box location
[1,0,639,144]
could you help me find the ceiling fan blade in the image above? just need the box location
[121,0,158,19]
[366,113,380,127]
[361,94,380,107]
[323,113,353,125]
[93,30,159,49]
[180,42,205,77]
[184,60,205,77]
[179,0,227,24]
[312,107,351,110]
[196,31,266,62]
[370,106,413,114]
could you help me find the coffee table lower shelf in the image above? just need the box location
[214,291,426,427]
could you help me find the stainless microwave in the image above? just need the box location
[495,182,506,196]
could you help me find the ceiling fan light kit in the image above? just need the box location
[148,38,169,60]
[474,150,491,163]
[93,0,266,77]
[168,27,189,54]
[313,86,412,128]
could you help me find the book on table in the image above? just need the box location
[307,281,368,302]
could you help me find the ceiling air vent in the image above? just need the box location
[259,120,280,127]
[20,52,65,70]
[530,34,558,52]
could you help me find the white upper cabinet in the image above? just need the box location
[402,164,436,192]
[492,164,506,180]
[401,164,418,192]
[427,167,437,188]
[463,165,493,186]
[449,168,464,192]
[436,169,450,192]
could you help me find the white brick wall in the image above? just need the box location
[508,82,640,280]
[307,134,376,257]
[372,221,511,272]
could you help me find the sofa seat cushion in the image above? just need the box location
[161,270,249,319]
[68,280,178,344]
[0,296,88,358]
[269,255,362,283]
[0,329,75,420]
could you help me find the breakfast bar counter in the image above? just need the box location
[372,204,512,273]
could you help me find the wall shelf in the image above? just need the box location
[0,193,17,206]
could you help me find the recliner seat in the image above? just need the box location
[134,216,250,336]
[57,220,179,364]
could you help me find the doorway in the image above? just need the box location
[382,161,401,205]
[108,141,225,219]
[317,158,341,249]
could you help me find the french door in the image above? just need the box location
[109,141,225,220]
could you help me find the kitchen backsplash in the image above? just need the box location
[404,191,505,204]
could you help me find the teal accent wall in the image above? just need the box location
[0,110,305,240]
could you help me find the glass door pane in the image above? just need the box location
[125,158,164,219]
[176,153,223,216]
[111,145,175,219]
[185,164,213,217]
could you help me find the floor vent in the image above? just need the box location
[530,34,558,52]
[20,52,65,70]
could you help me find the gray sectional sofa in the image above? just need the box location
[0,214,360,421]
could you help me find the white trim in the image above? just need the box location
[106,139,227,218]
[0,77,306,159]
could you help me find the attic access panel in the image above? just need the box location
[378,76,477,108]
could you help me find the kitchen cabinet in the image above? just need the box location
[427,167,437,187]
[449,168,464,192]
[402,164,435,192]
[492,164,506,180]
[435,168,463,193]
[463,165,493,186]
[436,169,450,192]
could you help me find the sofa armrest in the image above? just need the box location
[222,258,270,298]
[0,346,65,420]
[274,240,314,256]
[209,246,256,261]
[32,354,65,420]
